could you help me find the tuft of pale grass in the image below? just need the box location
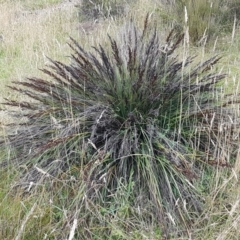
[15,202,37,240]
[26,0,63,10]
[0,1,76,98]
[189,139,240,239]
[0,0,119,126]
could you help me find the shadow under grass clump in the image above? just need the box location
[1,15,239,237]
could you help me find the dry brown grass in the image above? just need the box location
[0,0,119,124]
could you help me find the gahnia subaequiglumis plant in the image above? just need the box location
[1,15,239,237]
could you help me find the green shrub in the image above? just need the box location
[1,15,239,237]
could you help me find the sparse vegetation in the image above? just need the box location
[79,0,133,20]
[1,0,240,239]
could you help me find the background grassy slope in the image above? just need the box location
[1,0,240,239]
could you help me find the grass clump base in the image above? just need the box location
[1,15,239,238]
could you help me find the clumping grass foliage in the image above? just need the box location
[1,15,239,237]
[169,0,240,45]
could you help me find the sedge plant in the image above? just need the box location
[0,15,239,237]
